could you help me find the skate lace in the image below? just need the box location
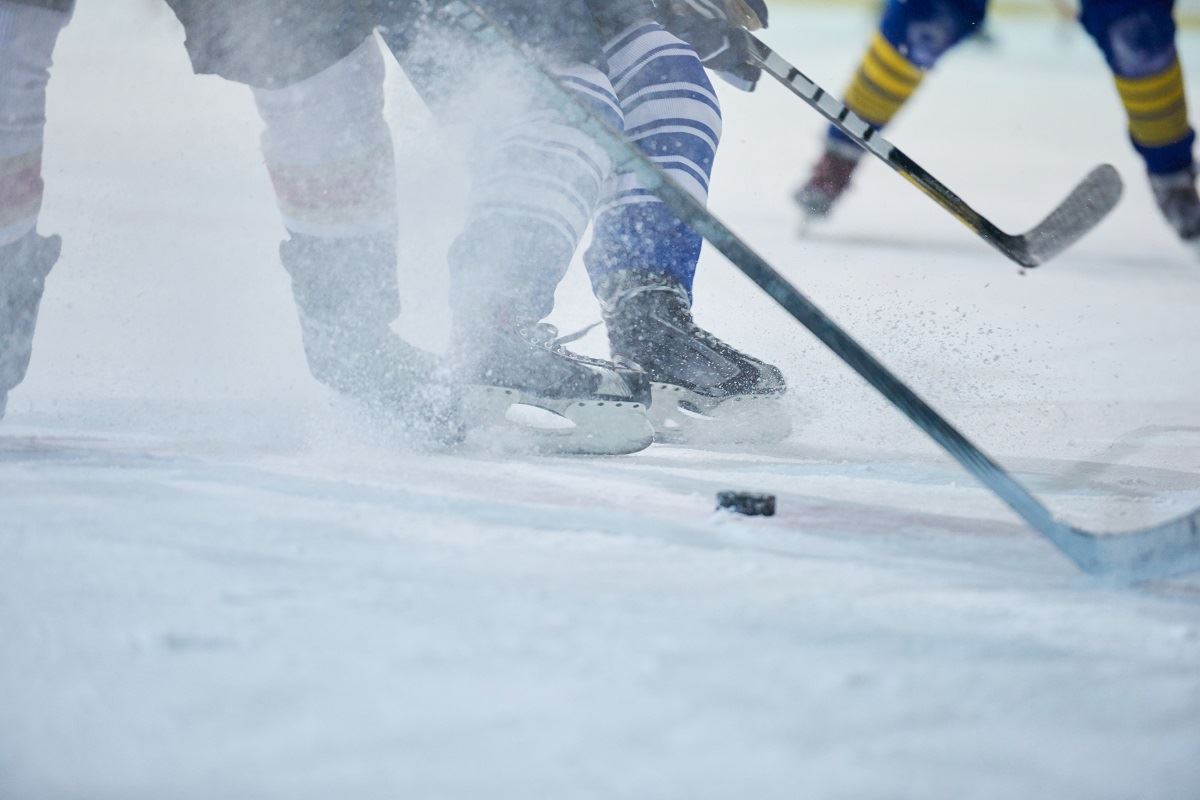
[523,323,618,369]
[550,321,603,347]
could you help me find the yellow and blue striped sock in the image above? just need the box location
[842,32,926,129]
[1113,56,1195,175]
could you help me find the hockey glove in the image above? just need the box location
[655,0,769,91]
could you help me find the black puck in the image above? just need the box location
[716,491,776,517]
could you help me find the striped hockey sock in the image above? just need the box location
[449,62,622,323]
[1113,56,1195,175]
[585,21,722,293]
[828,31,925,152]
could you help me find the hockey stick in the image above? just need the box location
[434,1,1199,581]
[746,35,1124,269]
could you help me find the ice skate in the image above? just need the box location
[793,139,863,228]
[1149,166,1200,256]
[281,234,463,444]
[455,320,654,456]
[596,270,790,446]
[0,232,60,420]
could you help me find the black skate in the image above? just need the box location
[1149,166,1200,256]
[455,320,654,455]
[794,139,864,226]
[1,232,60,420]
[596,270,791,445]
[281,234,463,444]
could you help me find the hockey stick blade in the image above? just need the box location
[994,164,1123,267]
[1071,510,1200,583]
[749,37,1124,268]
[438,1,1198,582]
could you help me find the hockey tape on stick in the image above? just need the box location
[747,36,1123,269]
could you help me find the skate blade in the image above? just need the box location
[649,384,793,446]
[462,386,654,456]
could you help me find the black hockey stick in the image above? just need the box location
[746,35,1124,269]
[434,1,1199,581]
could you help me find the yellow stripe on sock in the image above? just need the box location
[867,33,923,85]
[1115,59,1183,102]
[1114,59,1192,148]
[861,40,922,98]
[842,34,925,126]
[1119,83,1185,116]
[844,79,899,123]
[1127,101,1190,147]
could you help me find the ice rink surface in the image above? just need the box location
[2,3,1200,798]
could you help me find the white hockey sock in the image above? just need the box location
[468,63,620,254]
[448,63,620,321]
[252,37,397,240]
[0,0,70,247]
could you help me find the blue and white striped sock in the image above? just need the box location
[585,21,722,295]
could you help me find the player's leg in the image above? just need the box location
[1079,0,1199,250]
[163,1,456,433]
[379,2,655,453]
[0,0,72,419]
[795,0,988,221]
[251,38,434,407]
[584,10,790,444]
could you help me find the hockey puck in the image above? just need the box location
[716,491,776,517]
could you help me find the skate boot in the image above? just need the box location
[454,316,654,455]
[596,270,791,445]
[794,138,864,225]
[280,234,462,443]
[1149,166,1200,256]
[1,232,60,420]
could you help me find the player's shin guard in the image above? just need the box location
[584,21,720,294]
[0,232,59,418]
[0,0,70,247]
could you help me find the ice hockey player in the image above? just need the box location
[386,0,790,445]
[0,0,72,420]
[793,0,1200,254]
